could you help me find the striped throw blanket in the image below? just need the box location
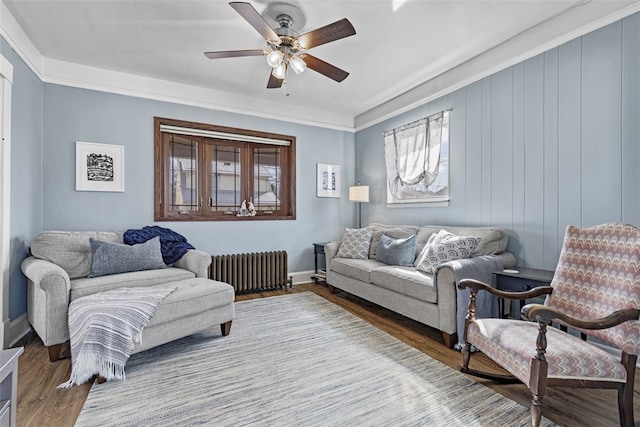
[58,285,176,388]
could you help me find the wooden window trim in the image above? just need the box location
[154,117,296,221]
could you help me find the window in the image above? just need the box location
[383,110,450,206]
[155,117,296,221]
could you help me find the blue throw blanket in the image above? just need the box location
[435,255,504,350]
[124,226,195,264]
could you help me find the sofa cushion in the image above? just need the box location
[30,231,123,279]
[414,227,441,261]
[71,267,195,300]
[330,258,386,283]
[415,230,480,274]
[375,234,416,266]
[370,266,437,303]
[88,237,166,278]
[368,223,419,259]
[336,227,374,260]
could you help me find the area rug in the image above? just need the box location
[75,292,553,426]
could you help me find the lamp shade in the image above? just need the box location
[349,185,369,203]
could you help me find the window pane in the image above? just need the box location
[253,147,281,211]
[169,136,198,212]
[210,145,241,212]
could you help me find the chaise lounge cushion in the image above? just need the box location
[147,278,235,326]
[71,268,195,300]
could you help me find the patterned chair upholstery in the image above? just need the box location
[459,223,640,427]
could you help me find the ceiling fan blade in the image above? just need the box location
[297,18,356,50]
[300,54,349,82]
[204,49,266,59]
[267,72,284,89]
[204,49,265,59]
[230,2,280,43]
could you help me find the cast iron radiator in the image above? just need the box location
[210,251,292,294]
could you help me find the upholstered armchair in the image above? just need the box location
[459,223,640,427]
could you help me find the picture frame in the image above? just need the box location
[76,141,125,192]
[316,163,341,198]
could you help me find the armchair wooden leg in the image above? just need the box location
[461,341,472,370]
[220,321,232,336]
[529,333,548,427]
[529,361,547,427]
[618,353,637,427]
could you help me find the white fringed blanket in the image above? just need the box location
[58,285,176,388]
[435,255,504,350]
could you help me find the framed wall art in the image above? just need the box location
[76,141,125,192]
[316,163,341,198]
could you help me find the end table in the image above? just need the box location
[311,242,328,284]
[493,267,554,319]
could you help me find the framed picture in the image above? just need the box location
[76,142,125,192]
[316,163,341,198]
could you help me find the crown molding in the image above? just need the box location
[0,0,355,132]
[354,1,640,131]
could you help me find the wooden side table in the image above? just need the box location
[493,267,555,319]
[311,242,328,284]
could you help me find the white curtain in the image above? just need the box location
[384,111,448,200]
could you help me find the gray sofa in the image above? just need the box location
[21,231,235,361]
[325,223,516,348]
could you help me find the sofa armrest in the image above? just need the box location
[21,256,72,346]
[174,249,212,278]
[433,252,517,337]
[324,241,341,275]
[21,257,71,294]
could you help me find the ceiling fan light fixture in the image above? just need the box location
[272,63,287,80]
[266,49,284,67]
[289,55,306,75]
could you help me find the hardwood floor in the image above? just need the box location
[15,283,640,426]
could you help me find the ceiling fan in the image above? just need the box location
[204,2,356,89]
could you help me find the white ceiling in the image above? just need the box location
[2,0,639,130]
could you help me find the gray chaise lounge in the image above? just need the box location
[21,230,235,362]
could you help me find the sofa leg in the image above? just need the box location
[47,342,71,362]
[328,285,337,294]
[221,321,232,336]
[441,332,457,349]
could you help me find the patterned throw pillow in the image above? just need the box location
[336,227,374,260]
[416,229,481,274]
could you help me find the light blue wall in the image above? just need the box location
[1,38,43,320]
[355,13,640,271]
[41,84,355,270]
[5,11,640,321]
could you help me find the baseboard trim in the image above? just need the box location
[8,313,31,348]
[290,270,317,286]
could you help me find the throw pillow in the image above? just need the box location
[88,236,166,278]
[416,230,481,274]
[336,227,374,260]
[375,234,416,266]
